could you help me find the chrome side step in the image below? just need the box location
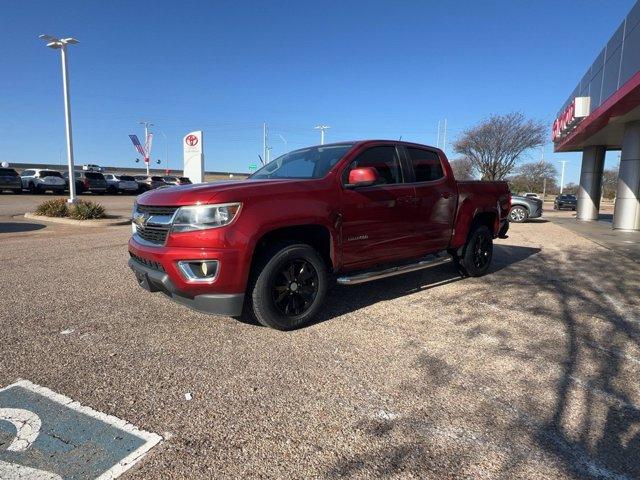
[336,252,452,285]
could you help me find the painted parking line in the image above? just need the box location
[0,379,162,479]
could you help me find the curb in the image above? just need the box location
[24,212,130,228]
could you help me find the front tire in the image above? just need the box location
[457,225,493,277]
[508,205,529,223]
[247,241,328,330]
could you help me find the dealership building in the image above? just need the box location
[554,0,640,231]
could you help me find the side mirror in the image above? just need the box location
[346,167,378,188]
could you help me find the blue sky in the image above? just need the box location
[0,0,634,182]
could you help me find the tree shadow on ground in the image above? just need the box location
[324,245,640,478]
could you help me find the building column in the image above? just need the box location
[577,145,606,221]
[613,121,640,230]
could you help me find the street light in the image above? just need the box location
[39,34,79,203]
[139,121,154,175]
[314,125,330,145]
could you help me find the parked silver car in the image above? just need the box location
[508,195,543,223]
[20,169,66,193]
[104,173,139,194]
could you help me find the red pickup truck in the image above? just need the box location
[129,140,510,330]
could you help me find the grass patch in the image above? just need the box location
[34,198,106,220]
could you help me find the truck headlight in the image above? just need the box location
[172,203,242,232]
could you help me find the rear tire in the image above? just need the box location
[246,241,328,330]
[14,188,22,194]
[457,225,493,278]
[508,205,528,223]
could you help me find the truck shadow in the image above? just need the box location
[0,222,47,233]
[314,244,541,325]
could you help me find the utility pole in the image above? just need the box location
[278,133,288,153]
[159,130,168,171]
[436,120,441,148]
[139,121,154,175]
[315,125,330,145]
[558,160,568,194]
[39,34,79,203]
[262,122,268,165]
[542,177,547,200]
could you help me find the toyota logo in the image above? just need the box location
[133,212,149,227]
[185,135,198,147]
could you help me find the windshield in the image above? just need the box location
[250,143,354,180]
[40,170,62,178]
[120,175,135,181]
[561,194,576,200]
[85,172,104,179]
[0,168,18,176]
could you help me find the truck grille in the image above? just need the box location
[129,252,164,272]
[133,204,178,245]
[136,224,170,245]
[137,205,178,216]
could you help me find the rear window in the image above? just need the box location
[163,176,177,181]
[40,170,62,178]
[134,176,147,180]
[179,177,191,183]
[561,194,576,200]
[0,168,18,176]
[151,176,164,181]
[85,172,105,179]
[120,175,135,181]
[407,147,444,182]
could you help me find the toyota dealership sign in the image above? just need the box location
[552,97,590,142]
[183,130,204,183]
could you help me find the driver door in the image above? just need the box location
[340,144,421,269]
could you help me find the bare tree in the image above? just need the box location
[509,160,558,193]
[601,167,619,199]
[453,112,547,180]
[449,157,476,180]
[563,182,579,194]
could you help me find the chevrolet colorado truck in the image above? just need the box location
[129,140,510,330]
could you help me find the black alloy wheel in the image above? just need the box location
[472,230,491,270]
[271,259,318,317]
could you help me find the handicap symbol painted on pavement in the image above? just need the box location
[0,380,162,479]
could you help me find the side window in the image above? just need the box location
[350,146,402,185]
[407,147,444,182]
[22,170,34,177]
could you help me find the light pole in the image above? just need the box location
[140,121,154,175]
[39,34,79,203]
[558,160,568,194]
[314,125,330,145]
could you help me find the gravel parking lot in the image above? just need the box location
[1,195,639,479]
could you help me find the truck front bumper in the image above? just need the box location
[128,258,244,316]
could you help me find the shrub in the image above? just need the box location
[35,198,69,217]
[70,200,105,220]
[34,198,106,220]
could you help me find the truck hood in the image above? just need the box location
[136,178,322,206]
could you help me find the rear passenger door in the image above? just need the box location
[403,147,457,252]
[340,144,422,268]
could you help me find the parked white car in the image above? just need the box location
[104,173,139,194]
[20,169,66,193]
[82,164,102,172]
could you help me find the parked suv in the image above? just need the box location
[63,170,107,194]
[554,194,577,210]
[134,175,167,192]
[129,140,510,330]
[104,173,139,194]
[20,169,66,193]
[162,176,192,186]
[508,195,543,223]
[0,167,22,194]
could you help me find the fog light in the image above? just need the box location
[177,260,219,282]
